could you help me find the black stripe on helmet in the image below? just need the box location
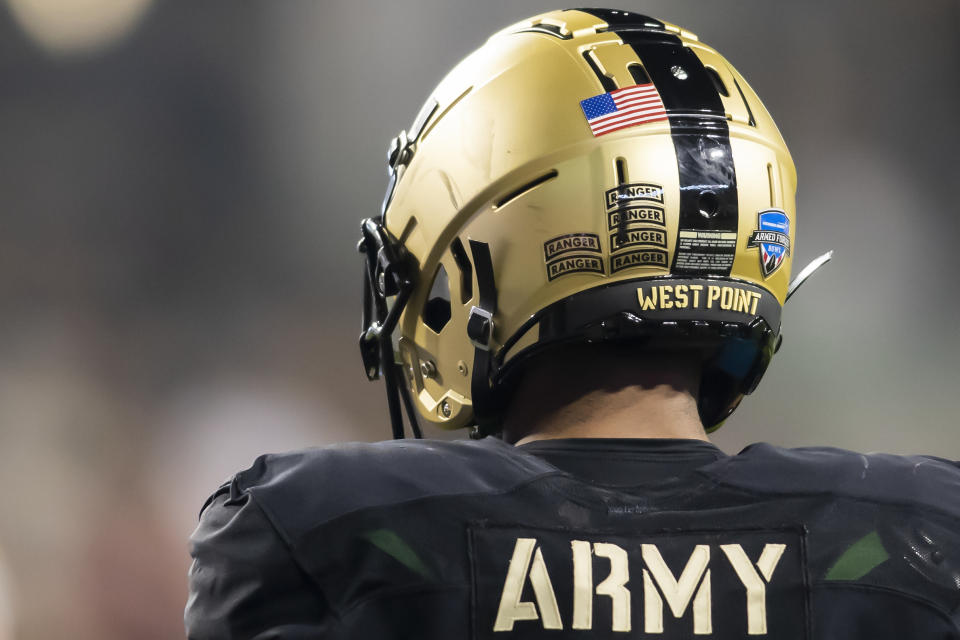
[582,10,740,276]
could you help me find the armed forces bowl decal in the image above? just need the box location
[747,209,791,278]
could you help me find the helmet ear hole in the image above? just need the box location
[423,264,452,333]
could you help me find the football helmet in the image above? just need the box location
[358,8,829,439]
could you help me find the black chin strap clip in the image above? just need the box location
[467,306,494,350]
[467,240,499,438]
[358,217,422,439]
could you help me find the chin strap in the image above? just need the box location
[361,100,442,440]
[358,217,422,440]
[467,240,498,438]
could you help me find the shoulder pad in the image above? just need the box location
[703,443,960,518]
[220,437,556,541]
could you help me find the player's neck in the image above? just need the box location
[501,347,708,445]
[506,383,707,445]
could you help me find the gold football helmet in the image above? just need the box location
[358,8,829,439]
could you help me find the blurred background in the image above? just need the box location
[0,0,957,637]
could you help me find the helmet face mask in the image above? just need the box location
[358,8,805,439]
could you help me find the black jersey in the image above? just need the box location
[185,438,960,639]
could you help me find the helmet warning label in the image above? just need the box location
[470,524,808,639]
[674,230,738,273]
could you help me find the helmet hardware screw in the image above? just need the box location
[457,360,468,376]
[671,65,688,80]
[439,400,452,418]
[420,360,437,378]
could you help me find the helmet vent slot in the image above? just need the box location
[582,49,618,92]
[627,63,651,85]
[615,157,628,185]
[512,23,572,40]
[420,86,473,143]
[730,75,757,127]
[615,157,629,243]
[494,169,559,209]
[423,263,452,333]
[450,238,474,304]
[705,66,729,97]
[767,163,776,207]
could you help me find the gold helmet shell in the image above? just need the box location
[359,8,798,437]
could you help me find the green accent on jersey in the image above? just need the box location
[362,529,435,579]
[824,530,889,581]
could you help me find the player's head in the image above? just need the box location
[358,9,828,439]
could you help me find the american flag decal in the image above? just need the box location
[580,83,668,137]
